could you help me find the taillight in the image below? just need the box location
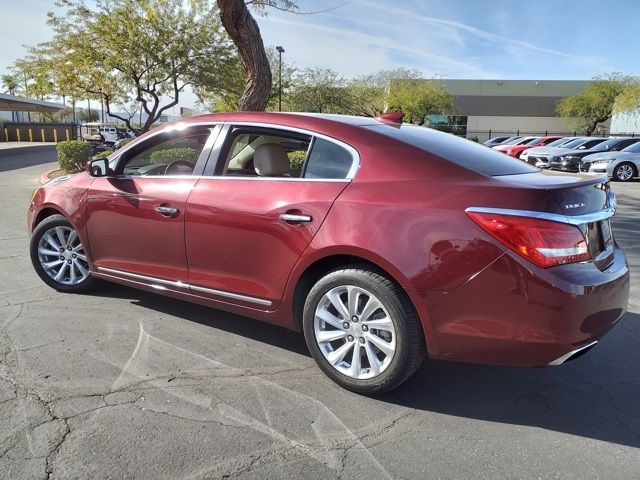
[466,211,590,268]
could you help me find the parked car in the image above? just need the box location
[484,135,523,147]
[84,123,119,145]
[581,140,640,181]
[521,137,605,168]
[28,112,629,394]
[483,136,513,147]
[494,136,563,158]
[491,136,539,150]
[549,137,640,173]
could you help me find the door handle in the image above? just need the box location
[280,213,312,225]
[155,205,179,217]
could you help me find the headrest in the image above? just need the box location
[254,143,290,176]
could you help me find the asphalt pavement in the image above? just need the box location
[1,145,639,479]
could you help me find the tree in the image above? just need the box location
[1,74,20,95]
[386,77,455,125]
[16,0,240,132]
[556,74,639,136]
[287,68,352,113]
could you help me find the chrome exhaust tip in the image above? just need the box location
[548,340,598,366]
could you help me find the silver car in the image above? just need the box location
[582,141,640,181]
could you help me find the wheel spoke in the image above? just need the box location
[363,316,394,332]
[360,296,383,322]
[66,229,77,247]
[54,262,68,281]
[363,341,381,376]
[38,247,60,257]
[55,227,67,247]
[327,341,354,366]
[365,332,395,357]
[347,286,360,316]
[69,261,77,284]
[43,259,64,270]
[75,253,87,262]
[316,329,348,343]
[43,233,61,251]
[349,342,362,377]
[73,259,88,278]
[316,308,345,330]
[327,289,350,320]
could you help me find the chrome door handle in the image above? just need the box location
[280,213,312,224]
[155,206,179,217]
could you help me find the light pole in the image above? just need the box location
[276,46,285,112]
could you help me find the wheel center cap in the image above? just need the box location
[349,323,363,337]
[63,251,73,260]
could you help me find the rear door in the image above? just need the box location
[184,124,359,309]
[86,124,219,287]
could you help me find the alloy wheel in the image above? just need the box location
[37,226,90,285]
[314,285,396,380]
[616,164,634,181]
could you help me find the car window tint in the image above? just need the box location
[365,124,537,176]
[304,138,354,179]
[220,130,311,178]
[622,142,640,153]
[122,131,209,176]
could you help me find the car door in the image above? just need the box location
[184,124,359,309]
[85,124,219,288]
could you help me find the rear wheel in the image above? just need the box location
[30,214,96,293]
[303,265,425,394]
[613,162,636,182]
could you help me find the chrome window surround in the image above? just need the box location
[96,267,272,307]
[464,206,615,226]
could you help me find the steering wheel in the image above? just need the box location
[165,160,195,175]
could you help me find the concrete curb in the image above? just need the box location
[39,169,59,185]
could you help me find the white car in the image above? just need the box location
[520,137,589,166]
[581,141,640,181]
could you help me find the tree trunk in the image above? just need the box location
[217,0,272,111]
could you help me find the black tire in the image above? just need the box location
[30,214,96,293]
[302,264,426,395]
[613,162,637,182]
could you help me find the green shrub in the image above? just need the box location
[149,147,199,165]
[287,150,307,169]
[469,136,479,142]
[57,141,93,173]
[115,138,133,150]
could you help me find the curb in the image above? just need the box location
[39,169,58,185]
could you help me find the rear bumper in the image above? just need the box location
[417,246,630,367]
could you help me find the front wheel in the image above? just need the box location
[303,265,425,394]
[613,162,637,182]
[30,214,96,293]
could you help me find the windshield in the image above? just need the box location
[579,138,608,150]
[365,124,538,176]
[622,142,640,153]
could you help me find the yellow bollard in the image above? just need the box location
[41,129,45,142]
[65,129,70,141]
[16,129,21,142]
[28,128,33,142]
[3,128,7,142]
[53,129,58,143]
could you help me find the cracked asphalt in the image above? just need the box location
[1,145,639,479]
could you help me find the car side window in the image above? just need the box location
[304,138,354,179]
[219,129,311,178]
[121,129,210,177]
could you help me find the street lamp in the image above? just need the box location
[276,46,285,112]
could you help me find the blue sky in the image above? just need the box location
[1,0,638,108]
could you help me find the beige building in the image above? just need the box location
[428,79,593,141]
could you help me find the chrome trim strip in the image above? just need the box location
[465,206,615,225]
[96,267,272,307]
[189,284,272,306]
[548,340,598,366]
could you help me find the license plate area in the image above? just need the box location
[586,219,615,269]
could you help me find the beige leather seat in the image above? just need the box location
[253,143,290,176]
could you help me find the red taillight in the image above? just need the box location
[466,211,591,268]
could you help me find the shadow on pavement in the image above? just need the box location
[89,282,640,450]
[0,146,57,173]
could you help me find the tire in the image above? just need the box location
[302,264,425,394]
[30,214,96,293]
[613,162,637,182]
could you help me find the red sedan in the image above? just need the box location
[28,112,629,394]
[494,136,563,158]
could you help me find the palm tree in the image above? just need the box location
[1,74,20,122]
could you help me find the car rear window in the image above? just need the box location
[364,124,538,176]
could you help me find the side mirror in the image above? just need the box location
[88,158,111,177]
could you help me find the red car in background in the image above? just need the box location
[28,113,629,394]
[494,136,563,158]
